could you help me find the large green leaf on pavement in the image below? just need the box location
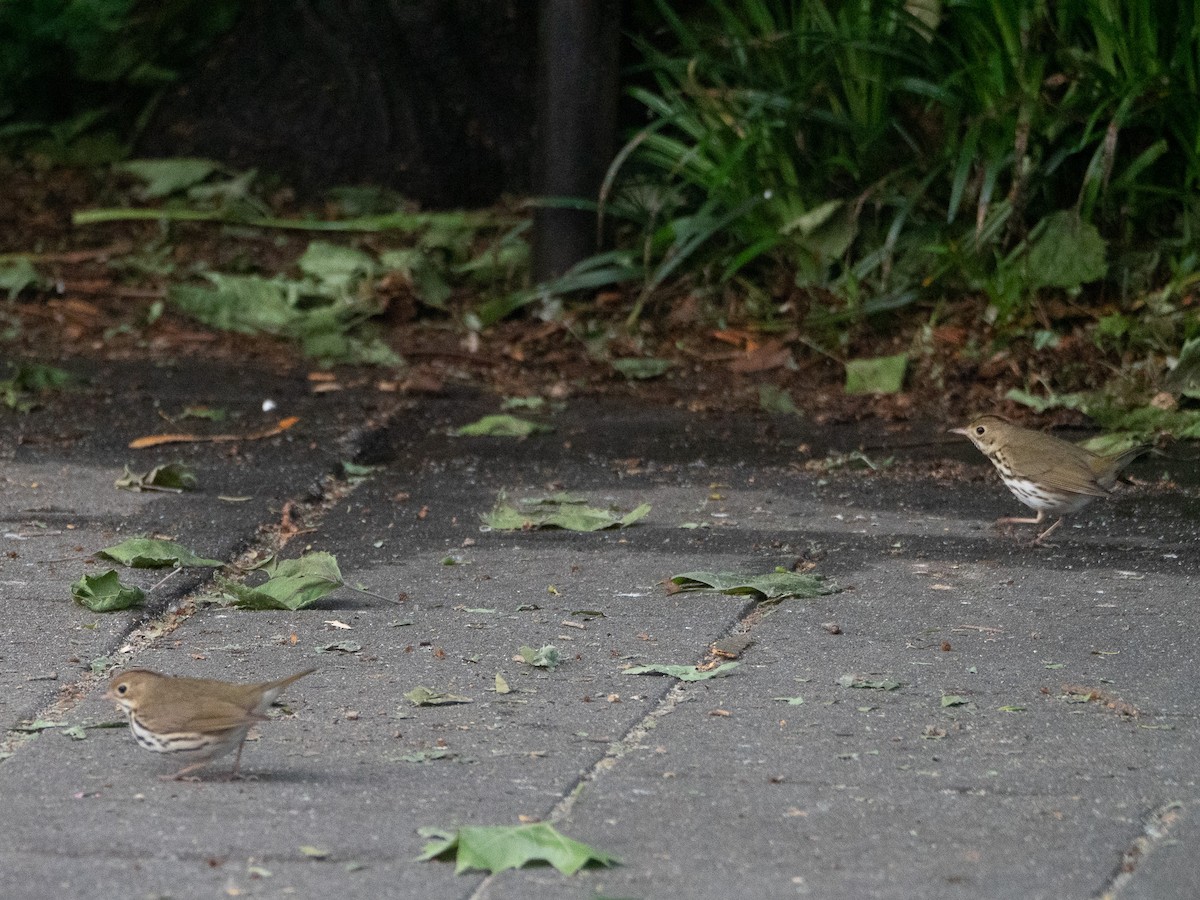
[418,823,618,875]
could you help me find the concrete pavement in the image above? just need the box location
[0,357,1197,899]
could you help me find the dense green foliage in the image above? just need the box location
[5,0,1198,351]
[0,0,239,160]
[597,0,1200,329]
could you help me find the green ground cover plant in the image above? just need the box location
[576,0,1200,346]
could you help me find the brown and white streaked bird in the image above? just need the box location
[105,668,315,780]
[950,414,1148,545]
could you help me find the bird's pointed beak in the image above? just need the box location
[948,426,969,436]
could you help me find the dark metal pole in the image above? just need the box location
[533,0,621,282]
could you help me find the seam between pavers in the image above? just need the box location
[0,460,372,764]
[1097,801,1187,899]
[466,597,766,897]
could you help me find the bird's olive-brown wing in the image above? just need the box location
[1003,440,1110,497]
[141,698,265,734]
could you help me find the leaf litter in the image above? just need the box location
[168,243,401,366]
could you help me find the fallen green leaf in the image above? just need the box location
[481,492,650,532]
[940,695,970,707]
[454,414,551,438]
[170,272,400,366]
[501,396,547,411]
[10,363,70,392]
[759,384,800,415]
[114,462,199,493]
[171,273,306,334]
[417,823,618,875]
[297,240,375,290]
[1088,403,1200,440]
[0,363,70,412]
[97,538,221,568]
[772,696,805,705]
[844,353,908,395]
[998,705,1026,713]
[1076,432,1145,457]
[669,570,838,601]
[495,673,511,694]
[405,686,473,706]
[623,662,739,681]
[1004,388,1087,413]
[0,258,41,299]
[71,570,144,612]
[837,674,902,691]
[518,645,560,670]
[611,358,671,380]
[315,641,362,654]
[298,845,330,860]
[217,552,343,611]
[395,749,454,763]
[300,330,401,366]
[115,158,222,199]
[1004,388,1200,440]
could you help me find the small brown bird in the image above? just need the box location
[950,414,1147,545]
[105,668,315,780]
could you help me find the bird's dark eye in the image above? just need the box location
[117,684,127,694]
[975,426,985,436]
